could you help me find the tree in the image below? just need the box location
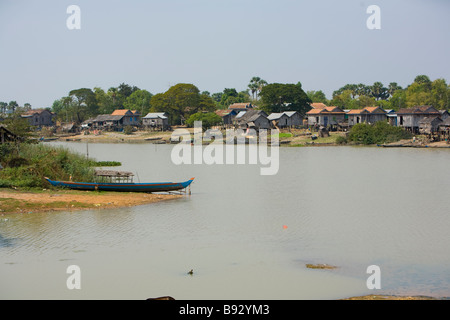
[68,88,98,122]
[219,88,249,108]
[150,83,202,125]
[248,77,268,101]
[7,101,18,113]
[185,112,222,130]
[430,79,449,110]
[370,82,389,101]
[124,89,153,115]
[260,82,311,115]
[388,82,402,97]
[0,102,7,114]
[94,87,114,114]
[414,75,432,91]
[307,90,328,103]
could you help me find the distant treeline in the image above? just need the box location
[2,75,448,127]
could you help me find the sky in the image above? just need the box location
[0,0,449,108]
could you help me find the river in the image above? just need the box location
[1,142,449,299]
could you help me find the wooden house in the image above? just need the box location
[233,109,270,130]
[228,102,255,113]
[215,109,237,126]
[396,106,440,133]
[21,109,55,127]
[142,112,169,130]
[92,114,125,129]
[439,110,450,120]
[268,113,290,128]
[438,118,450,142]
[347,107,387,126]
[418,116,443,135]
[283,111,303,126]
[111,109,141,126]
[385,109,397,126]
[306,106,345,126]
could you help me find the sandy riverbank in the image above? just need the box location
[0,188,182,215]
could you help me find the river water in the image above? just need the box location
[1,142,449,299]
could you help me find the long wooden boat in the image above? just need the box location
[44,177,195,193]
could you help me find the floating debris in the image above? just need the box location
[306,263,338,270]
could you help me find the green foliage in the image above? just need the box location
[0,143,95,189]
[335,136,348,145]
[89,161,121,167]
[123,125,134,135]
[150,83,218,125]
[260,83,311,115]
[348,122,412,145]
[217,88,250,109]
[124,89,153,115]
[185,112,222,130]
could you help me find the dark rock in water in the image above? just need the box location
[147,296,175,300]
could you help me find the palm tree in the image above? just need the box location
[248,77,260,100]
[256,79,268,100]
[8,101,18,113]
[248,77,268,101]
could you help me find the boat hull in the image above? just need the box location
[44,177,194,193]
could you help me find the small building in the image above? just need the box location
[418,116,443,135]
[92,114,125,129]
[439,110,450,120]
[283,111,303,127]
[397,106,441,133]
[228,103,255,113]
[111,109,140,126]
[234,109,270,130]
[21,109,55,127]
[306,106,346,127]
[142,112,170,130]
[438,118,450,142]
[268,113,289,128]
[347,106,387,126]
[385,109,398,126]
[215,109,237,126]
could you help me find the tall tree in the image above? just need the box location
[260,82,311,115]
[150,83,201,125]
[7,101,18,113]
[124,89,153,115]
[370,82,389,101]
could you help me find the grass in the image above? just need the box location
[0,142,96,189]
[0,197,92,214]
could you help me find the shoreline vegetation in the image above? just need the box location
[0,142,183,214]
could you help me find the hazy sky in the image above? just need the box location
[0,0,449,108]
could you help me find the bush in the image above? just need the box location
[123,126,134,135]
[335,136,348,145]
[185,112,222,130]
[0,142,96,189]
[348,122,412,145]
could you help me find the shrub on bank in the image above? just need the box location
[0,142,95,189]
[348,122,412,145]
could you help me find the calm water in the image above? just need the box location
[1,142,449,299]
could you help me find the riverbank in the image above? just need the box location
[0,188,182,215]
[47,129,450,148]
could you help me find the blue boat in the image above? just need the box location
[44,177,195,193]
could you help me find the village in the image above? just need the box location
[2,101,450,148]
